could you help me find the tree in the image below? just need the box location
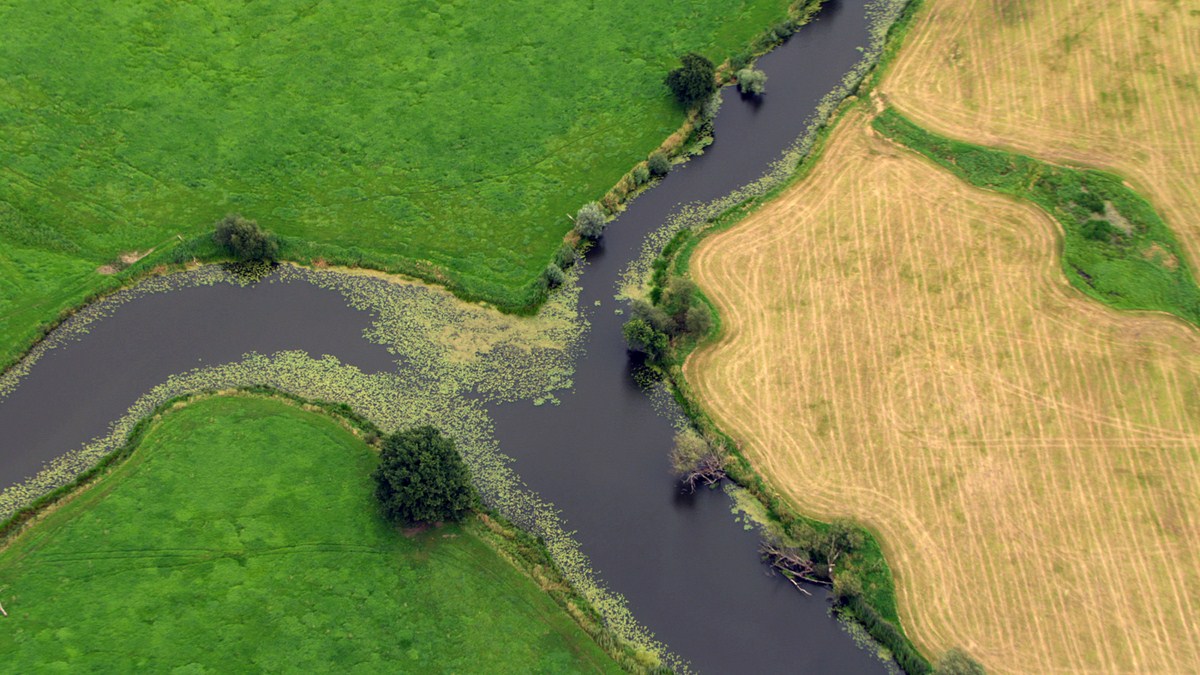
[543,263,565,288]
[737,67,767,95]
[622,318,667,360]
[632,163,650,186]
[373,426,477,526]
[573,202,606,240]
[934,648,986,675]
[665,53,716,109]
[553,243,577,269]
[647,151,671,178]
[670,429,725,491]
[212,214,279,262]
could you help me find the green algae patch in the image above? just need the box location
[0,395,622,672]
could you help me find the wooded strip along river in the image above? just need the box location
[0,2,897,671]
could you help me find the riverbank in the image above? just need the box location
[628,1,931,672]
[0,0,816,377]
[0,390,651,672]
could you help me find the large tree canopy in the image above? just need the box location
[373,426,477,525]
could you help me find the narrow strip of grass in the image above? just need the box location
[874,107,1200,327]
[0,394,624,673]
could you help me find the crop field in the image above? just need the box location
[687,108,1200,673]
[882,0,1200,269]
[0,0,792,366]
[0,396,619,672]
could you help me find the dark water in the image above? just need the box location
[0,2,888,672]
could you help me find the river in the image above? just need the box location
[0,1,896,672]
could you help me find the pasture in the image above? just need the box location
[0,395,620,672]
[0,0,792,365]
[687,107,1200,673]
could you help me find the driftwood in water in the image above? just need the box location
[679,454,726,492]
[760,541,832,591]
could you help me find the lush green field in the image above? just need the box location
[0,396,620,672]
[0,0,792,365]
[874,108,1200,327]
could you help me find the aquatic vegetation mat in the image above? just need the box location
[0,264,675,666]
[0,396,622,672]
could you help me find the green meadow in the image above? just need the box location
[0,0,792,366]
[0,396,620,672]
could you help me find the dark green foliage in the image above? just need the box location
[729,51,753,72]
[543,263,566,289]
[553,243,577,270]
[212,214,279,262]
[648,151,672,178]
[573,202,607,240]
[622,318,668,360]
[373,426,477,526]
[665,53,717,109]
[840,594,933,675]
[934,648,986,675]
[874,108,1200,327]
[771,20,796,40]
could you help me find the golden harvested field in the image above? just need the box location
[883,0,1200,267]
[686,108,1200,673]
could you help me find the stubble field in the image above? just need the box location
[687,107,1200,673]
[883,0,1200,267]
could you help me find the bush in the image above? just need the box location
[373,426,477,525]
[647,151,671,178]
[622,318,667,360]
[543,263,565,288]
[632,164,651,186]
[729,51,753,72]
[665,52,716,109]
[737,68,767,95]
[573,202,607,240]
[553,243,577,269]
[212,214,279,262]
[934,648,986,675]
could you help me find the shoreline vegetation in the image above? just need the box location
[0,0,821,378]
[0,389,658,673]
[628,1,948,672]
[648,0,1200,673]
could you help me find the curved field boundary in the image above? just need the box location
[873,108,1200,327]
[882,0,1200,272]
[686,106,1200,673]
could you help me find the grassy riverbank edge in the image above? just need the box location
[0,1,827,381]
[639,2,934,672]
[0,388,660,674]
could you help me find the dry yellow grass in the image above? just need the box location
[687,108,1200,673]
[883,0,1200,267]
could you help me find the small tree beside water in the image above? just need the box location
[736,68,767,95]
[665,53,716,109]
[373,426,477,526]
[212,214,279,262]
[573,202,607,241]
